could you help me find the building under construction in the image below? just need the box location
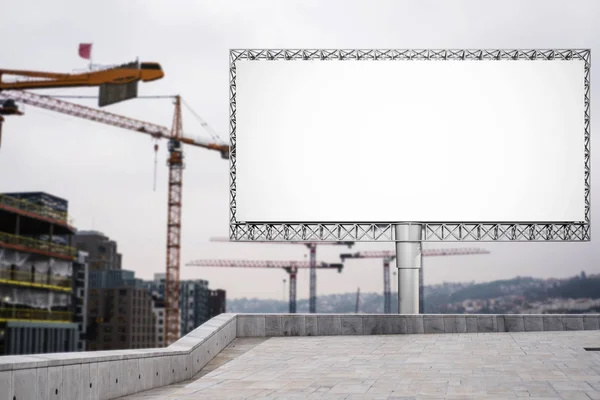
[0,192,86,354]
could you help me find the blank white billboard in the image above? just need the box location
[233,52,586,224]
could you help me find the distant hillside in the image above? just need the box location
[441,273,600,303]
[447,276,544,303]
[227,292,387,314]
[545,274,600,299]
[226,272,600,314]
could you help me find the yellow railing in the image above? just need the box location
[0,307,72,322]
[0,194,72,224]
[0,231,77,258]
[0,268,72,290]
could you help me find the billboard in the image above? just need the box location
[229,50,590,242]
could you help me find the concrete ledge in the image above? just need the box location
[0,313,237,400]
[2,313,599,400]
[236,314,600,337]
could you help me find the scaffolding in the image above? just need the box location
[0,308,71,323]
[0,194,71,225]
[0,232,77,260]
[0,268,72,292]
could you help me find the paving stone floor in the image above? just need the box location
[120,331,600,400]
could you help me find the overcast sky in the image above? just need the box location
[1,0,599,301]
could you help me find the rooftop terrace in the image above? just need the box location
[0,314,599,400]
[123,331,600,400]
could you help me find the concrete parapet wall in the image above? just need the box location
[236,313,600,337]
[0,313,236,400]
[1,313,599,400]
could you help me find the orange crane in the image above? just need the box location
[0,61,165,107]
[340,248,490,314]
[0,61,164,107]
[186,259,344,313]
[210,237,354,313]
[0,89,229,345]
[0,62,164,90]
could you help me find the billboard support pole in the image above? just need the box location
[307,243,317,313]
[395,223,422,314]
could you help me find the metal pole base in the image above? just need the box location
[395,224,422,315]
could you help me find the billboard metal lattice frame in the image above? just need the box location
[229,49,591,242]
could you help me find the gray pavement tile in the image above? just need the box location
[327,383,371,394]
[557,391,596,400]
[551,381,595,391]
[118,332,600,399]
[586,391,600,400]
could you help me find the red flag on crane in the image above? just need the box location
[78,43,92,60]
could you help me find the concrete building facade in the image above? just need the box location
[151,296,165,347]
[86,286,155,351]
[87,269,156,350]
[144,274,224,339]
[72,230,122,271]
[72,251,89,351]
[209,289,226,318]
[179,279,210,336]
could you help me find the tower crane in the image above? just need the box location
[186,259,344,313]
[0,89,229,345]
[340,248,490,314]
[210,237,354,313]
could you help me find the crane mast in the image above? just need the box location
[382,257,394,313]
[308,243,317,313]
[165,96,183,345]
[283,266,299,313]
